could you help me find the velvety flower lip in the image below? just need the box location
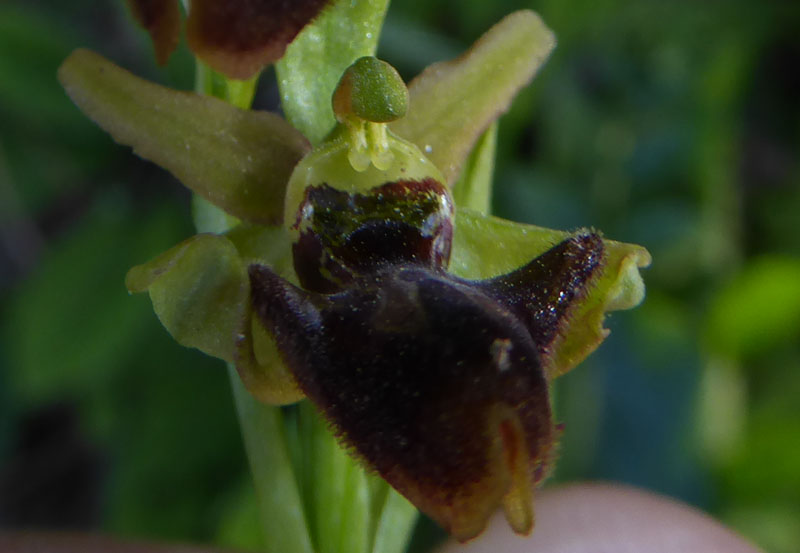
[477,233,606,367]
[248,230,605,541]
[127,0,333,78]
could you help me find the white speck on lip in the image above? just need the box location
[424,144,432,153]
[491,338,512,373]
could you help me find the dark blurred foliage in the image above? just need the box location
[1,1,799,552]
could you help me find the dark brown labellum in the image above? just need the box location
[249,232,605,540]
[290,178,454,293]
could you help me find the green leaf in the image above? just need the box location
[451,121,497,212]
[58,49,310,225]
[276,0,390,144]
[126,233,248,364]
[390,10,555,186]
[451,208,651,379]
[705,256,800,359]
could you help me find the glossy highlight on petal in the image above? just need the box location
[187,0,332,79]
[291,179,454,292]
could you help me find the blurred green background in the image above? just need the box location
[1,1,799,552]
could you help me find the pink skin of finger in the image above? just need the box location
[438,483,764,553]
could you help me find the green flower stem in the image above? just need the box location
[191,60,315,553]
[370,490,418,553]
[194,60,259,110]
[229,368,314,553]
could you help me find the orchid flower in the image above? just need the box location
[59,1,650,548]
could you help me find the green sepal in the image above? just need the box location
[451,208,651,379]
[126,225,305,405]
[390,10,555,187]
[125,233,248,364]
[451,121,498,213]
[58,49,310,225]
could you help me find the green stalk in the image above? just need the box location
[191,62,315,553]
[191,3,418,551]
[229,369,315,553]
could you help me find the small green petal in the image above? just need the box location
[127,225,305,405]
[59,49,310,225]
[225,224,306,405]
[451,208,651,379]
[451,121,497,213]
[391,10,555,186]
[551,239,650,379]
[238,315,306,405]
[125,233,248,364]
